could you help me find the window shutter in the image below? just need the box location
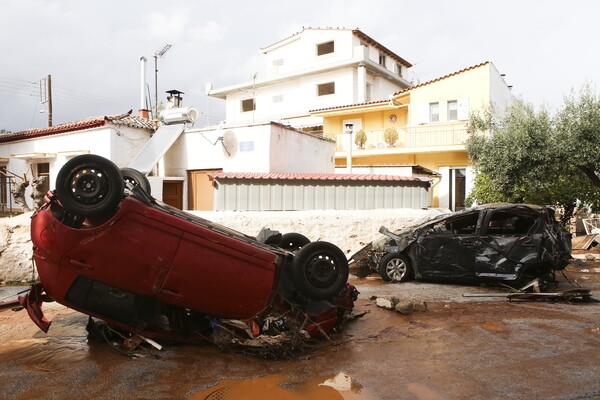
[418,104,429,124]
[457,98,469,120]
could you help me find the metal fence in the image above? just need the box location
[213,178,430,211]
[0,178,15,215]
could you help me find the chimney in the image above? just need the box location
[138,56,150,118]
[166,89,184,109]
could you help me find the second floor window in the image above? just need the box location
[317,41,334,56]
[396,63,403,77]
[447,100,458,120]
[317,82,335,96]
[429,102,439,122]
[379,53,386,67]
[241,98,255,112]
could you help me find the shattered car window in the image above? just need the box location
[485,211,536,235]
[432,212,478,235]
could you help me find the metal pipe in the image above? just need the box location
[140,57,147,115]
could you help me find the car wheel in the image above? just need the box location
[121,167,151,195]
[378,252,412,282]
[291,241,349,300]
[55,154,124,218]
[280,232,311,251]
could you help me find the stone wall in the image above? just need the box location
[0,208,446,283]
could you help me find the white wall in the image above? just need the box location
[488,63,516,116]
[0,125,150,209]
[264,30,355,77]
[163,123,334,175]
[269,124,335,173]
[219,29,409,127]
[226,67,358,125]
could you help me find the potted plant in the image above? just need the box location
[384,127,399,147]
[354,129,367,149]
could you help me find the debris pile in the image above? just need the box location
[370,296,428,315]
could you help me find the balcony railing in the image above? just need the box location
[332,122,469,152]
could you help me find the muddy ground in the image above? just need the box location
[0,261,599,400]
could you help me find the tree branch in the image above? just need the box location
[578,165,600,189]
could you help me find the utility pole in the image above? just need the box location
[47,74,52,127]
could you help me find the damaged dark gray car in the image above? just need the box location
[350,203,572,285]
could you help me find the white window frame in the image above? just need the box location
[429,102,439,123]
[316,41,334,56]
[447,100,458,121]
[317,82,335,96]
[241,98,255,113]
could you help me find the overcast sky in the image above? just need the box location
[1,0,598,132]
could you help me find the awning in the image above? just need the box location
[128,123,186,174]
[10,152,56,160]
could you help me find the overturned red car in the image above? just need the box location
[21,155,356,352]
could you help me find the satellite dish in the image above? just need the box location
[221,130,238,158]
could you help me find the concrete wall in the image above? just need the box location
[269,124,335,173]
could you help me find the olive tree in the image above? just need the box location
[465,86,600,222]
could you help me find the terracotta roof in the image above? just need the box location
[208,171,423,182]
[261,27,412,67]
[393,61,491,96]
[105,113,157,130]
[310,61,493,114]
[0,113,156,143]
[310,99,389,113]
[351,29,412,68]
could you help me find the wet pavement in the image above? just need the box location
[1,264,599,400]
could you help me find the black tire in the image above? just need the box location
[291,241,349,300]
[280,232,311,251]
[55,155,124,218]
[378,252,412,282]
[121,167,151,195]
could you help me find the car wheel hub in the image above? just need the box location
[70,168,108,205]
[305,253,338,288]
[386,258,406,281]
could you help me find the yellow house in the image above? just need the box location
[310,61,514,210]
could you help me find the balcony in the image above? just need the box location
[332,122,468,153]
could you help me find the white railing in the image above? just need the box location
[332,123,469,152]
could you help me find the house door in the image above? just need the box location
[163,180,183,209]
[187,170,220,211]
[449,167,466,211]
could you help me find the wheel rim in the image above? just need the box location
[304,252,339,288]
[283,240,302,250]
[385,257,407,281]
[124,176,139,187]
[69,167,109,206]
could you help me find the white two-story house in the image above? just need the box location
[206,27,413,130]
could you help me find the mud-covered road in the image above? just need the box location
[1,263,599,400]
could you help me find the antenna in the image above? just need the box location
[154,44,173,119]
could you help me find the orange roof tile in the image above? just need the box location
[208,171,423,182]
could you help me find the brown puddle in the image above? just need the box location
[189,374,371,400]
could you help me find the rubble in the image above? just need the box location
[371,295,428,315]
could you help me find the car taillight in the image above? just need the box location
[39,227,55,248]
